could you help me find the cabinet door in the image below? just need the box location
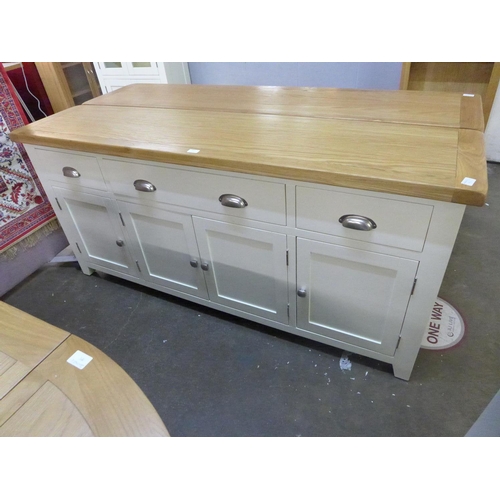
[52,187,138,277]
[296,238,418,355]
[95,62,127,76]
[124,62,160,76]
[193,218,289,324]
[118,202,208,299]
[101,78,162,94]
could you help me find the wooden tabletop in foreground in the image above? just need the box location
[0,302,169,437]
[10,84,488,206]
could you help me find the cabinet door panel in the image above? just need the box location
[125,62,160,76]
[102,78,162,94]
[96,62,127,76]
[297,238,418,355]
[119,202,208,298]
[52,187,138,277]
[193,218,289,324]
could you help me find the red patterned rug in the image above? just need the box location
[0,64,57,256]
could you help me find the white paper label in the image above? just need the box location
[461,177,476,186]
[67,350,93,369]
[187,149,200,153]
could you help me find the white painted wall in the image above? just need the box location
[188,62,403,90]
[485,88,500,162]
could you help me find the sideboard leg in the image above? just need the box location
[392,363,412,381]
[78,262,95,276]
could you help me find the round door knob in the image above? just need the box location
[201,262,209,271]
[190,259,199,268]
[297,288,307,298]
[116,239,124,247]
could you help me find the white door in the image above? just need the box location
[296,238,418,355]
[118,202,208,299]
[193,218,289,324]
[52,187,139,277]
[101,78,162,94]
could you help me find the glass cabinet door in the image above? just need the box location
[96,62,127,76]
[97,62,159,76]
[125,62,160,76]
[102,62,122,69]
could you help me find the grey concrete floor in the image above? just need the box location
[3,164,500,437]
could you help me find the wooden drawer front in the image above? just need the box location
[101,159,287,225]
[296,186,433,252]
[34,148,107,191]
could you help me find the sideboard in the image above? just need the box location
[9,84,487,380]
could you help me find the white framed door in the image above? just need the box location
[95,62,128,76]
[193,218,289,324]
[51,187,139,277]
[118,201,208,299]
[125,62,160,76]
[296,238,419,355]
[102,78,162,94]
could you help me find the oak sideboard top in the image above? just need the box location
[10,84,488,206]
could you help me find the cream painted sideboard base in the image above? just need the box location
[25,145,467,381]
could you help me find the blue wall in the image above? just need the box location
[188,62,402,90]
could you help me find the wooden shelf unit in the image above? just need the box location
[35,62,102,113]
[400,62,500,127]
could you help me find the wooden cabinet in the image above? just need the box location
[93,62,190,93]
[400,62,500,126]
[24,146,467,380]
[11,84,487,381]
[35,62,101,113]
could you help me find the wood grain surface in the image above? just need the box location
[10,84,488,206]
[0,301,69,400]
[85,83,476,129]
[453,129,488,205]
[0,302,169,437]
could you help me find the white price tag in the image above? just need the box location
[461,177,476,186]
[67,350,93,370]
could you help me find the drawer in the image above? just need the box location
[102,78,162,93]
[33,148,107,191]
[296,186,433,252]
[101,159,287,225]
